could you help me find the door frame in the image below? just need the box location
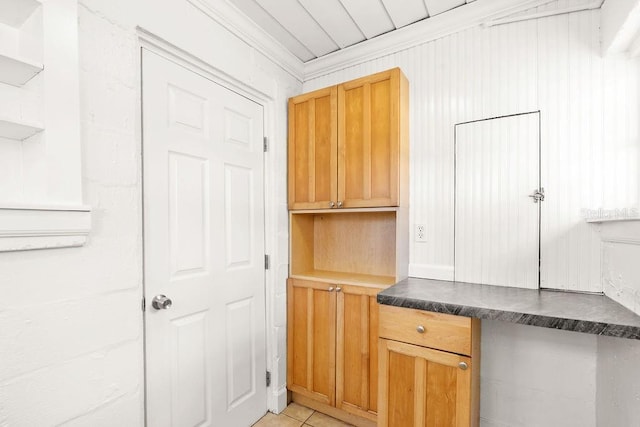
[136,28,282,419]
[453,110,542,288]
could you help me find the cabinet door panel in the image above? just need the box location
[288,87,337,210]
[387,350,416,426]
[424,361,459,426]
[378,339,473,427]
[336,285,379,421]
[287,278,336,405]
[338,69,400,208]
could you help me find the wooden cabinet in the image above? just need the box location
[378,305,481,427]
[287,278,381,426]
[288,87,337,210]
[287,278,336,405]
[287,68,410,427]
[336,285,379,422]
[289,209,408,286]
[288,68,408,210]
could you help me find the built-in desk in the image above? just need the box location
[377,277,640,340]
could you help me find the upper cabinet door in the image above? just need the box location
[288,86,338,210]
[338,69,405,208]
[288,68,408,210]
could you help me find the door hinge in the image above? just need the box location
[263,136,268,152]
[264,254,270,270]
[266,371,271,387]
[141,297,146,312]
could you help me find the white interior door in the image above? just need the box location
[455,112,540,289]
[143,49,267,427]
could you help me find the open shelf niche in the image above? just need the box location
[0,0,43,87]
[0,1,90,252]
[0,117,43,140]
[290,208,408,287]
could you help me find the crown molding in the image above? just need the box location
[303,0,556,80]
[187,0,304,82]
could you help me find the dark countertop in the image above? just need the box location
[377,278,640,340]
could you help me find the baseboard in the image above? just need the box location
[291,392,376,427]
[408,263,455,281]
[268,385,288,414]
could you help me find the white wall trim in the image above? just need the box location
[137,28,285,414]
[602,237,640,245]
[408,264,455,281]
[303,0,557,80]
[186,0,304,82]
[137,28,274,103]
[0,206,91,252]
[484,0,603,27]
[601,0,640,56]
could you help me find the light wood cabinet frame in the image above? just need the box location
[336,285,380,422]
[378,339,475,427]
[337,69,403,208]
[288,86,338,210]
[288,68,408,210]
[287,278,337,405]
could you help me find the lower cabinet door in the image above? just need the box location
[378,338,473,427]
[336,285,380,421]
[287,278,336,405]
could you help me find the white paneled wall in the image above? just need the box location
[304,0,640,292]
[455,113,540,289]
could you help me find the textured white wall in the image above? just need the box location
[0,0,300,425]
[600,221,640,315]
[303,0,640,293]
[597,335,640,426]
[481,321,597,427]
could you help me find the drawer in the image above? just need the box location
[378,304,473,356]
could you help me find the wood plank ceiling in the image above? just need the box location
[227,0,478,62]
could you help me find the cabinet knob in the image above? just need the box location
[329,201,336,208]
[337,201,343,208]
[336,287,342,292]
[458,362,468,370]
[416,325,425,334]
[328,287,335,292]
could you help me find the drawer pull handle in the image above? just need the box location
[416,325,426,334]
[458,362,468,370]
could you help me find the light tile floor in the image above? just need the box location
[252,403,354,427]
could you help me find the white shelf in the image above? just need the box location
[290,206,399,214]
[0,0,41,27]
[0,53,43,86]
[0,205,91,252]
[0,117,43,141]
[586,217,640,223]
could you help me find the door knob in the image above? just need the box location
[337,201,343,208]
[329,201,336,208]
[152,294,172,310]
[458,362,468,370]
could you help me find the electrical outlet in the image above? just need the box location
[415,224,426,242]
